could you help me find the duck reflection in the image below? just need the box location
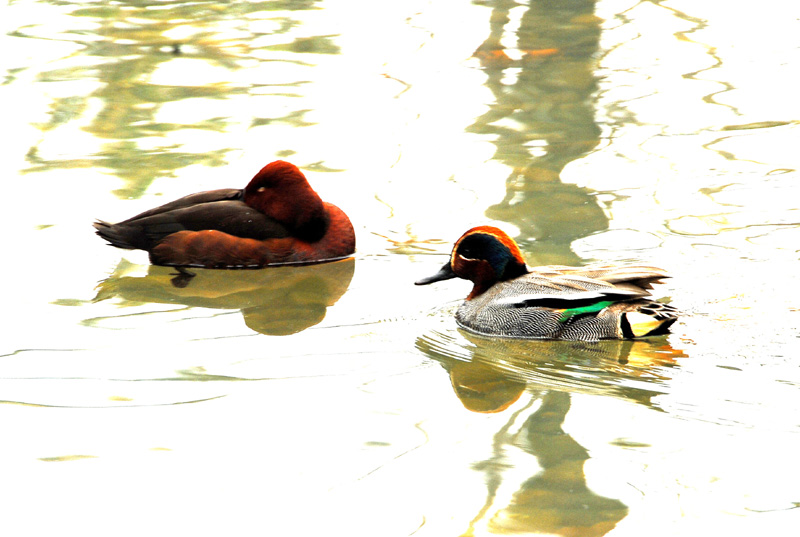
[94,257,354,335]
[470,0,606,265]
[447,359,527,413]
[417,332,686,535]
[419,333,686,412]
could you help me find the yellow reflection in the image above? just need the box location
[448,360,527,413]
[420,330,687,412]
[470,0,607,266]
[486,391,627,536]
[419,332,686,537]
[94,257,354,335]
[464,335,687,371]
[38,455,98,463]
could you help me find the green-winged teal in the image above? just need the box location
[416,226,678,340]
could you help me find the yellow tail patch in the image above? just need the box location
[625,312,664,337]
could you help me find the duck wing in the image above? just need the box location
[115,188,245,221]
[491,272,645,310]
[545,264,668,288]
[492,264,670,310]
[94,190,290,250]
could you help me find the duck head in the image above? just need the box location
[243,161,328,242]
[415,226,529,299]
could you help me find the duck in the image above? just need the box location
[415,226,678,340]
[94,160,356,268]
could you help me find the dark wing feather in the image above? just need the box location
[117,189,244,223]
[95,197,289,251]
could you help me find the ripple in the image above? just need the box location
[416,327,687,412]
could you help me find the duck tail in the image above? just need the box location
[93,221,141,250]
[619,301,679,338]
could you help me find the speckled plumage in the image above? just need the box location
[455,265,677,340]
[416,227,679,341]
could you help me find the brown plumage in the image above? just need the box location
[94,161,355,268]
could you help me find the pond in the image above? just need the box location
[3,0,799,535]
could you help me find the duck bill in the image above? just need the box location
[415,262,457,285]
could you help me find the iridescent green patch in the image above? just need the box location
[558,300,614,323]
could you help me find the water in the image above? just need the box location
[3,0,800,535]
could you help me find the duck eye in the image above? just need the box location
[256,186,266,193]
[459,245,475,258]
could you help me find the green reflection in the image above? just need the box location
[470,0,607,264]
[38,454,98,463]
[93,257,355,335]
[418,331,687,536]
[418,331,686,411]
[488,391,628,536]
[266,36,341,54]
[21,0,327,198]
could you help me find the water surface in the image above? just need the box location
[3,0,800,535]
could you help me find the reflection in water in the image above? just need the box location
[444,4,687,528]
[470,0,607,265]
[418,331,687,535]
[94,257,354,335]
[487,391,627,536]
[419,330,686,410]
[441,4,693,530]
[447,360,527,413]
[20,0,324,198]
